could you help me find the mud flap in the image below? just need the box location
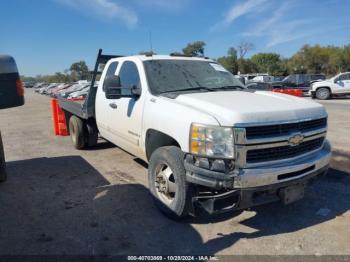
[279,183,305,205]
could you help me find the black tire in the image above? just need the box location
[0,132,7,182]
[148,146,193,219]
[316,87,331,100]
[69,116,86,149]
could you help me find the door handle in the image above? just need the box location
[109,103,118,109]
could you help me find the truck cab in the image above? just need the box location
[310,72,350,99]
[60,51,331,218]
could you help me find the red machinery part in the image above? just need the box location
[51,99,69,136]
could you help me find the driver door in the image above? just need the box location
[103,60,144,157]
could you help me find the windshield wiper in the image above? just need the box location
[213,85,245,91]
[160,86,216,94]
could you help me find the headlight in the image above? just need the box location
[190,123,234,158]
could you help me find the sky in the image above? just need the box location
[1,0,349,76]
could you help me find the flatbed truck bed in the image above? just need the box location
[58,49,122,120]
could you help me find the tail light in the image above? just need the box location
[16,79,25,96]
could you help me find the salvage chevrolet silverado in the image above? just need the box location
[59,50,331,218]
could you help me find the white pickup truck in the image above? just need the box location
[310,72,350,99]
[59,50,331,218]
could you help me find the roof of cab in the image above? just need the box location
[111,54,214,63]
[0,55,18,74]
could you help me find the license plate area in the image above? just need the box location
[279,183,305,205]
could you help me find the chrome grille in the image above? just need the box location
[245,118,327,139]
[246,137,324,163]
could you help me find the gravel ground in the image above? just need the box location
[0,89,349,255]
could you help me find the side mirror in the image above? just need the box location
[104,75,122,99]
[104,75,141,99]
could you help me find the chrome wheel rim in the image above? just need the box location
[154,163,176,205]
[317,89,329,99]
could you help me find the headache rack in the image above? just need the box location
[59,49,122,119]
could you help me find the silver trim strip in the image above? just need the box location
[233,115,328,128]
[233,141,331,188]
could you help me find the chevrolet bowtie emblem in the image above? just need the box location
[288,134,304,146]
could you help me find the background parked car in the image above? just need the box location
[250,75,274,83]
[24,81,35,88]
[246,82,273,91]
[311,72,350,99]
[58,83,91,98]
[272,74,326,94]
[39,83,59,94]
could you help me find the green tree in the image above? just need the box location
[250,53,284,75]
[287,44,342,75]
[237,59,257,74]
[217,47,238,74]
[182,41,206,56]
[69,61,89,81]
[336,44,350,72]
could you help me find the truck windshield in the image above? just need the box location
[143,59,245,95]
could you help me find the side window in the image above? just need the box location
[103,61,118,91]
[118,61,141,95]
[340,73,350,81]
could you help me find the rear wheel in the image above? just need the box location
[316,87,331,100]
[0,132,7,182]
[69,116,86,149]
[148,146,192,219]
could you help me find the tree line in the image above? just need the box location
[22,42,350,83]
[22,61,90,83]
[185,41,350,77]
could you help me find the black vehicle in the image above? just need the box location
[246,82,273,91]
[272,74,326,93]
[0,55,25,182]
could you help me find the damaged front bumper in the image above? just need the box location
[184,140,332,214]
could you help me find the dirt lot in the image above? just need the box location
[0,89,349,255]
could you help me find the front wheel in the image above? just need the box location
[316,87,331,100]
[148,146,193,219]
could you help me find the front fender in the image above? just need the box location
[142,95,219,153]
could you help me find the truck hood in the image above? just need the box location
[173,91,327,126]
[312,79,332,87]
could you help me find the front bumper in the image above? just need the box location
[184,140,331,214]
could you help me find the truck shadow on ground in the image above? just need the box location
[0,156,348,255]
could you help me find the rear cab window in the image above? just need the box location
[103,61,118,92]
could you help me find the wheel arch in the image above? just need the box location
[145,129,181,161]
[316,86,332,93]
